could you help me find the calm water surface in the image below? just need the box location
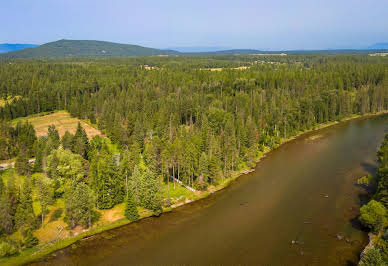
[32,115,388,266]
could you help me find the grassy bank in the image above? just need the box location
[1,111,387,266]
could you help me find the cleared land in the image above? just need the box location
[369,53,388,56]
[12,111,103,138]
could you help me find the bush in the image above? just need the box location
[0,241,18,258]
[383,229,388,241]
[357,174,374,185]
[359,200,387,233]
[23,228,39,248]
[360,248,384,266]
[49,208,63,222]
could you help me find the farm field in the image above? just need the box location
[12,111,103,139]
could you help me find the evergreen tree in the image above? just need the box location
[65,182,95,228]
[124,193,139,221]
[47,125,60,149]
[61,131,74,150]
[72,122,90,159]
[33,137,46,172]
[0,194,13,235]
[14,178,35,230]
[36,176,53,227]
[92,151,123,209]
[15,148,30,176]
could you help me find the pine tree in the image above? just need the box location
[15,178,35,230]
[33,137,46,172]
[124,194,139,221]
[0,194,13,234]
[15,148,30,176]
[47,125,60,149]
[0,177,4,196]
[61,131,74,150]
[72,122,90,159]
[65,182,95,229]
[36,176,53,227]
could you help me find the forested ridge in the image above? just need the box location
[0,55,387,259]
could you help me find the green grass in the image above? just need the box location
[162,182,195,200]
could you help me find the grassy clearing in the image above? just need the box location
[369,53,388,57]
[12,111,103,139]
[200,66,250,71]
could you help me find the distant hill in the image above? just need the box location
[0,43,38,53]
[193,49,264,55]
[0,40,178,58]
[168,46,231,53]
[368,43,388,50]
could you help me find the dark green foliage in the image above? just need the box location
[61,131,73,150]
[65,182,95,228]
[360,248,385,266]
[359,200,387,233]
[375,133,388,207]
[0,194,14,235]
[47,125,60,149]
[0,55,387,240]
[0,241,18,257]
[125,194,139,221]
[14,178,34,230]
[0,178,4,196]
[72,122,90,159]
[14,148,30,176]
[33,137,46,172]
[138,168,163,216]
[49,208,63,222]
[383,229,388,241]
[91,151,124,209]
[35,176,53,227]
[23,228,38,248]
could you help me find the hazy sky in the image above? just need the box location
[2,0,387,50]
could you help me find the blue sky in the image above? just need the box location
[2,0,387,50]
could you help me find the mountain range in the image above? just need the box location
[0,40,387,59]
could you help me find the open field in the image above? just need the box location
[12,111,104,139]
[200,66,250,71]
[369,52,388,56]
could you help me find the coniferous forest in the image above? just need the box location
[0,54,387,259]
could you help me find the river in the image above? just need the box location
[32,114,388,265]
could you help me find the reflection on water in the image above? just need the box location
[32,115,388,266]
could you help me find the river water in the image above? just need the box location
[32,115,388,266]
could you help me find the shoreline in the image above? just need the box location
[3,110,387,266]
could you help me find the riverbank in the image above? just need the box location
[2,111,387,266]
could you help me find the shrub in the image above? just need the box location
[0,241,18,258]
[23,228,39,248]
[359,200,387,233]
[360,248,384,266]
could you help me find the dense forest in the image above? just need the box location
[358,132,388,265]
[0,54,387,258]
